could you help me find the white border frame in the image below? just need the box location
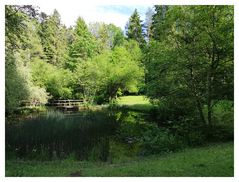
[0,0,238,182]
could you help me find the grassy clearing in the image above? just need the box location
[117,96,150,105]
[116,96,155,112]
[6,142,233,177]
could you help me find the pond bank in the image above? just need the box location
[6,142,233,177]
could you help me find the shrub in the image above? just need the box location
[203,125,234,142]
[139,126,185,156]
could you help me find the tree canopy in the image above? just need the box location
[5,5,234,127]
[144,5,233,126]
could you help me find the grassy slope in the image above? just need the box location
[116,96,154,112]
[6,142,233,177]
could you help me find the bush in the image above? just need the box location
[167,118,207,146]
[212,100,233,126]
[149,97,197,127]
[139,126,185,156]
[169,117,233,146]
[204,125,234,142]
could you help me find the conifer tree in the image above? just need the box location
[125,9,145,47]
[39,9,68,66]
[67,17,97,70]
[151,5,169,41]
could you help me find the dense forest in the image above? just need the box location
[6,5,233,117]
[5,5,234,177]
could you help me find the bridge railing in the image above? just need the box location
[47,99,85,107]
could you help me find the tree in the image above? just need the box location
[143,7,154,42]
[30,59,74,99]
[108,24,125,48]
[89,22,124,51]
[5,5,38,49]
[106,46,144,100]
[5,5,48,113]
[67,17,98,70]
[144,6,233,126]
[151,5,169,41]
[125,9,145,48]
[74,42,144,103]
[39,9,68,66]
[74,55,107,103]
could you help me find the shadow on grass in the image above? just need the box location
[117,104,156,112]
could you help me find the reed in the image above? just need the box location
[6,110,118,161]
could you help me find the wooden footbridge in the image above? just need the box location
[47,99,85,111]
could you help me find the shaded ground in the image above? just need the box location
[6,142,233,177]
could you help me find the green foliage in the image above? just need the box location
[67,17,98,70]
[211,100,233,125]
[126,9,145,47]
[5,5,49,113]
[140,127,184,155]
[74,51,110,102]
[151,5,169,41]
[5,5,37,49]
[74,44,144,103]
[5,56,30,113]
[105,46,144,100]
[5,5,145,111]
[39,9,68,66]
[30,59,74,99]
[145,6,234,126]
[89,22,124,50]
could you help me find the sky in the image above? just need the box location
[36,4,154,30]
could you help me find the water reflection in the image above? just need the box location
[6,109,154,161]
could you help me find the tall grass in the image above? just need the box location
[6,110,118,161]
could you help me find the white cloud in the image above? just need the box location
[36,4,131,30]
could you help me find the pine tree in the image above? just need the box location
[125,9,145,47]
[151,5,169,41]
[67,17,97,70]
[39,9,68,66]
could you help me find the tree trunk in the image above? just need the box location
[196,98,206,124]
[207,70,212,127]
[207,7,216,127]
[189,66,206,124]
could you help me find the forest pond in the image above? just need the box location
[6,109,157,162]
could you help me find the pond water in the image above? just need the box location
[6,109,157,161]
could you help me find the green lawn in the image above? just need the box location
[117,96,150,105]
[6,142,233,177]
[116,96,155,112]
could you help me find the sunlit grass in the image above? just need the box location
[115,96,154,112]
[117,96,151,105]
